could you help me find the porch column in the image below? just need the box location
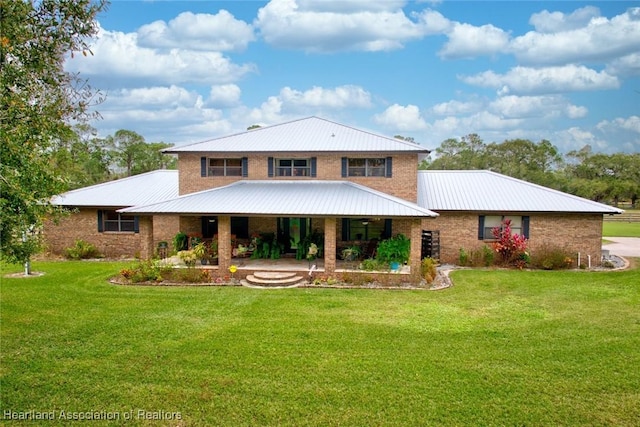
[410,218,423,281]
[324,217,337,274]
[140,216,154,259]
[218,215,231,272]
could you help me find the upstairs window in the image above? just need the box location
[268,157,317,177]
[208,158,242,176]
[342,157,392,177]
[201,157,247,177]
[98,210,139,233]
[348,158,386,177]
[277,159,310,176]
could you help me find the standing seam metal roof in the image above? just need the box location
[165,116,430,153]
[418,170,623,213]
[120,180,439,217]
[51,170,179,207]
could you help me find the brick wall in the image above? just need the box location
[178,153,419,201]
[43,209,153,259]
[423,212,605,266]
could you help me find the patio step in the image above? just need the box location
[242,271,305,288]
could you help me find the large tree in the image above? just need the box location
[108,129,176,177]
[50,123,115,189]
[0,0,106,269]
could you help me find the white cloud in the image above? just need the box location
[529,6,601,33]
[489,95,587,119]
[296,0,407,13]
[207,84,242,108]
[461,65,619,95]
[279,85,372,109]
[373,104,427,131]
[431,100,481,116]
[65,25,256,86]
[606,52,640,77]
[255,0,429,52]
[511,7,640,65]
[438,22,510,59]
[597,115,640,134]
[138,10,255,52]
[106,86,203,109]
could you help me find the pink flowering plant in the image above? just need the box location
[491,219,529,269]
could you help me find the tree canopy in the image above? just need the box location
[0,0,106,265]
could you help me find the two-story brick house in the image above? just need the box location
[46,117,622,277]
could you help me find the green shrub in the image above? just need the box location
[481,245,495,267]
[421,257,438,283]
[167,268,210,283]
[376,234,410,266]
[529,245,574,270]
[119,259,172,283]
[458,248,469,266]
[64,240,101,260]
[359,258,387,271]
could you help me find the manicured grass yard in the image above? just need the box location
[603,221,640,237]
[2,261,639,426]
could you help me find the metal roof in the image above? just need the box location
[120,180,439,218]
[51,170,179,208]
[418,170,624,214]
[165,116,430,154]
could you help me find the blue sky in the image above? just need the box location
[64,1,640,154]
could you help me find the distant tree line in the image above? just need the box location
[50,124,177,190]
[416,134,639,208]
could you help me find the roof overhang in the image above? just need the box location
[119,180,439,218]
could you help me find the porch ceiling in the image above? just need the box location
[119,180,438,218]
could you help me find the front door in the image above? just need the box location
[277,217,310,253]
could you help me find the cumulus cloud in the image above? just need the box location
[438,22,510,59]
[138,10,255,52]
[279,85,372,109]
[529,6,601,33]
[373,104,428,131]
[489,95,587,120]
[511,7,640,65]
[255,0,430,52]
[431,100,482,116]
[460,65,619,95]
[94,92,233,144]
[207,84,242,108]
[65,25,256,86]
[105,85,204,109]
[606,52,640,77]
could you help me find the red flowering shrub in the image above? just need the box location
[491,219,529,268]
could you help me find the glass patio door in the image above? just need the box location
[277,217,310,253]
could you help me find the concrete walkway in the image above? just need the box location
[602,237,640,257]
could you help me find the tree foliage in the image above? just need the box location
[0,0,106,264]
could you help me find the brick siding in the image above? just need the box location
[179,153,418,201]
[424,212,605,266]
[44,209,153,259]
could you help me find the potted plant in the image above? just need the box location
[375,234,410,270]
[173,232,188,252]
[341,245,361,261]
[193,241,208,265]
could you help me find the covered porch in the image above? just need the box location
[120,180,438,279]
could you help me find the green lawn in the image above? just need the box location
[603,221,640,237]
[2,261,639,426]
